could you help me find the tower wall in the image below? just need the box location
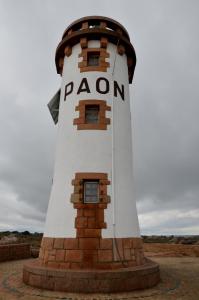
[44,41,140,239]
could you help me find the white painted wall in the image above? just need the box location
[44,40,140,238]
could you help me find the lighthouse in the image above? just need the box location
[23,16,160,293]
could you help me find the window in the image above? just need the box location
[85,105,99,124]
[74,99,111,130]
[87,52,100,66]
[71,172,110,206]
[78,48,109,72]
[89,24,100,29]
[84,180,99,203]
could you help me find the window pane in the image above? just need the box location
[88,52,100,66]
[86,189,96,196]
[84,181,99,203]
[85,105,99,124]
[85,196,98,203]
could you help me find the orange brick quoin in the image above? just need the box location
[73,99,111,130]
[71,172,110,238]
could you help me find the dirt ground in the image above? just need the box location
[0,256,199,300]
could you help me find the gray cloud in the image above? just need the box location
[0,0,198,234]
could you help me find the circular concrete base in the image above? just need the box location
[23,259,160,293]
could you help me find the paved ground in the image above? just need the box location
[0,257,199,300]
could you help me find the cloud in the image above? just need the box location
[0,181,45,232]
[138,204,199,235]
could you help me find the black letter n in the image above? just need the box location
[114,81,124,101]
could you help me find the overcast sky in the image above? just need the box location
[0,0,198,235]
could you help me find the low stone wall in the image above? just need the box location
[144,243,199,257]
[0,243,31,262]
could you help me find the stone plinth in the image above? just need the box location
[23,258,160,293]
[23,237,160,292]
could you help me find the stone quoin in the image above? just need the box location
[23,15,160,293]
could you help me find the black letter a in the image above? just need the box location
[77,78,91,94]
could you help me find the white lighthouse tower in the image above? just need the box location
[23,16,159,293]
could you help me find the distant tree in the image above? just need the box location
[22,230,30,235]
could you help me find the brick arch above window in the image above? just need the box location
[73,99,111,130]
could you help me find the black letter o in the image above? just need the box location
[96,77,109,94]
